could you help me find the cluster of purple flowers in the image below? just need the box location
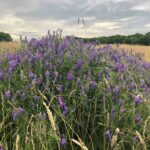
[5,90,11,99]
[57,96,68,115]
[115,63,127,72]
[12,107,24,121]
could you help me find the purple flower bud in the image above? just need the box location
[57,96,68,116]
[63,105,69,115]
[0,145,4,150]
[135,95,142,105]
[115,63,120,72]
[60,137,67,147]
[75,58,82,69]
[111,108,115,120]
[129,82,135,92]
[120,64,127,72]
[45,70,50,80]
[135,115,141,124]
[57,96,65,108]
[29,70,37,79]
[57,85,63,93]
[50,64,54,70]
[114,86,120,97]
[12,107,24,121]
[120,107,125,113]
[53,71,59,81]
[90,81,97,89]
[67,71,74,81]
[5,90,11,99]
[105,130,111,143]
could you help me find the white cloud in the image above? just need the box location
[131,2,150,11]
[92,22,121,30]
[145,24,150,27]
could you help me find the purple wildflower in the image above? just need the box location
[53,71,59,81]
[0,145,4,150]
[67,71,74,81]
[135,115,142,124]
[135,95,142,105]
[114,86,120,97]
[120,64,127,72]
[57,96,65,108]
[50,64,54,70]
[63,105,69,115]
[60,137,67,147]
[75,58,82,69]
[29,70,37,79]
[129,82,135,92]
[5,90,11,99]
[12,107,24,121]
[114,63,127,72]
[90,81,97,89]
[139,79,146,89]
[105,130,111,143]
[57,85,63,93]
[111,108,116,120]
[57,96,68,116]
[115,63,120,72]
[45,70,50,80]
[120,107,125,113]
[8,59,19,70]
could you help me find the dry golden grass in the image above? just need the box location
[0,42,22,56]
[114,44,150,62]
[0,42,150,62]
[98,44,150,62]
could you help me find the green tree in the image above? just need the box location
[0,32,13,42]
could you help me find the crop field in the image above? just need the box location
[0,33,150,150]
[0,42,22,56]
[113,44,150,62]
[98,44,150,62]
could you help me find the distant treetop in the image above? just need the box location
[79,32,150,46]
[0,32,13,42]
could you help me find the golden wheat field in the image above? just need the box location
[0,42,22,56]
[98,44,150,62]
[114,44,150,62]
[0,42,150,62]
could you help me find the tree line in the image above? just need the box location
[80,32,150,45]
[0,32,13,42]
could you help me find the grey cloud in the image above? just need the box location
[0,0,150,38]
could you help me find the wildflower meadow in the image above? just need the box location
[0,31,150,150]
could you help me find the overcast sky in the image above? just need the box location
[1,0,150,39]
